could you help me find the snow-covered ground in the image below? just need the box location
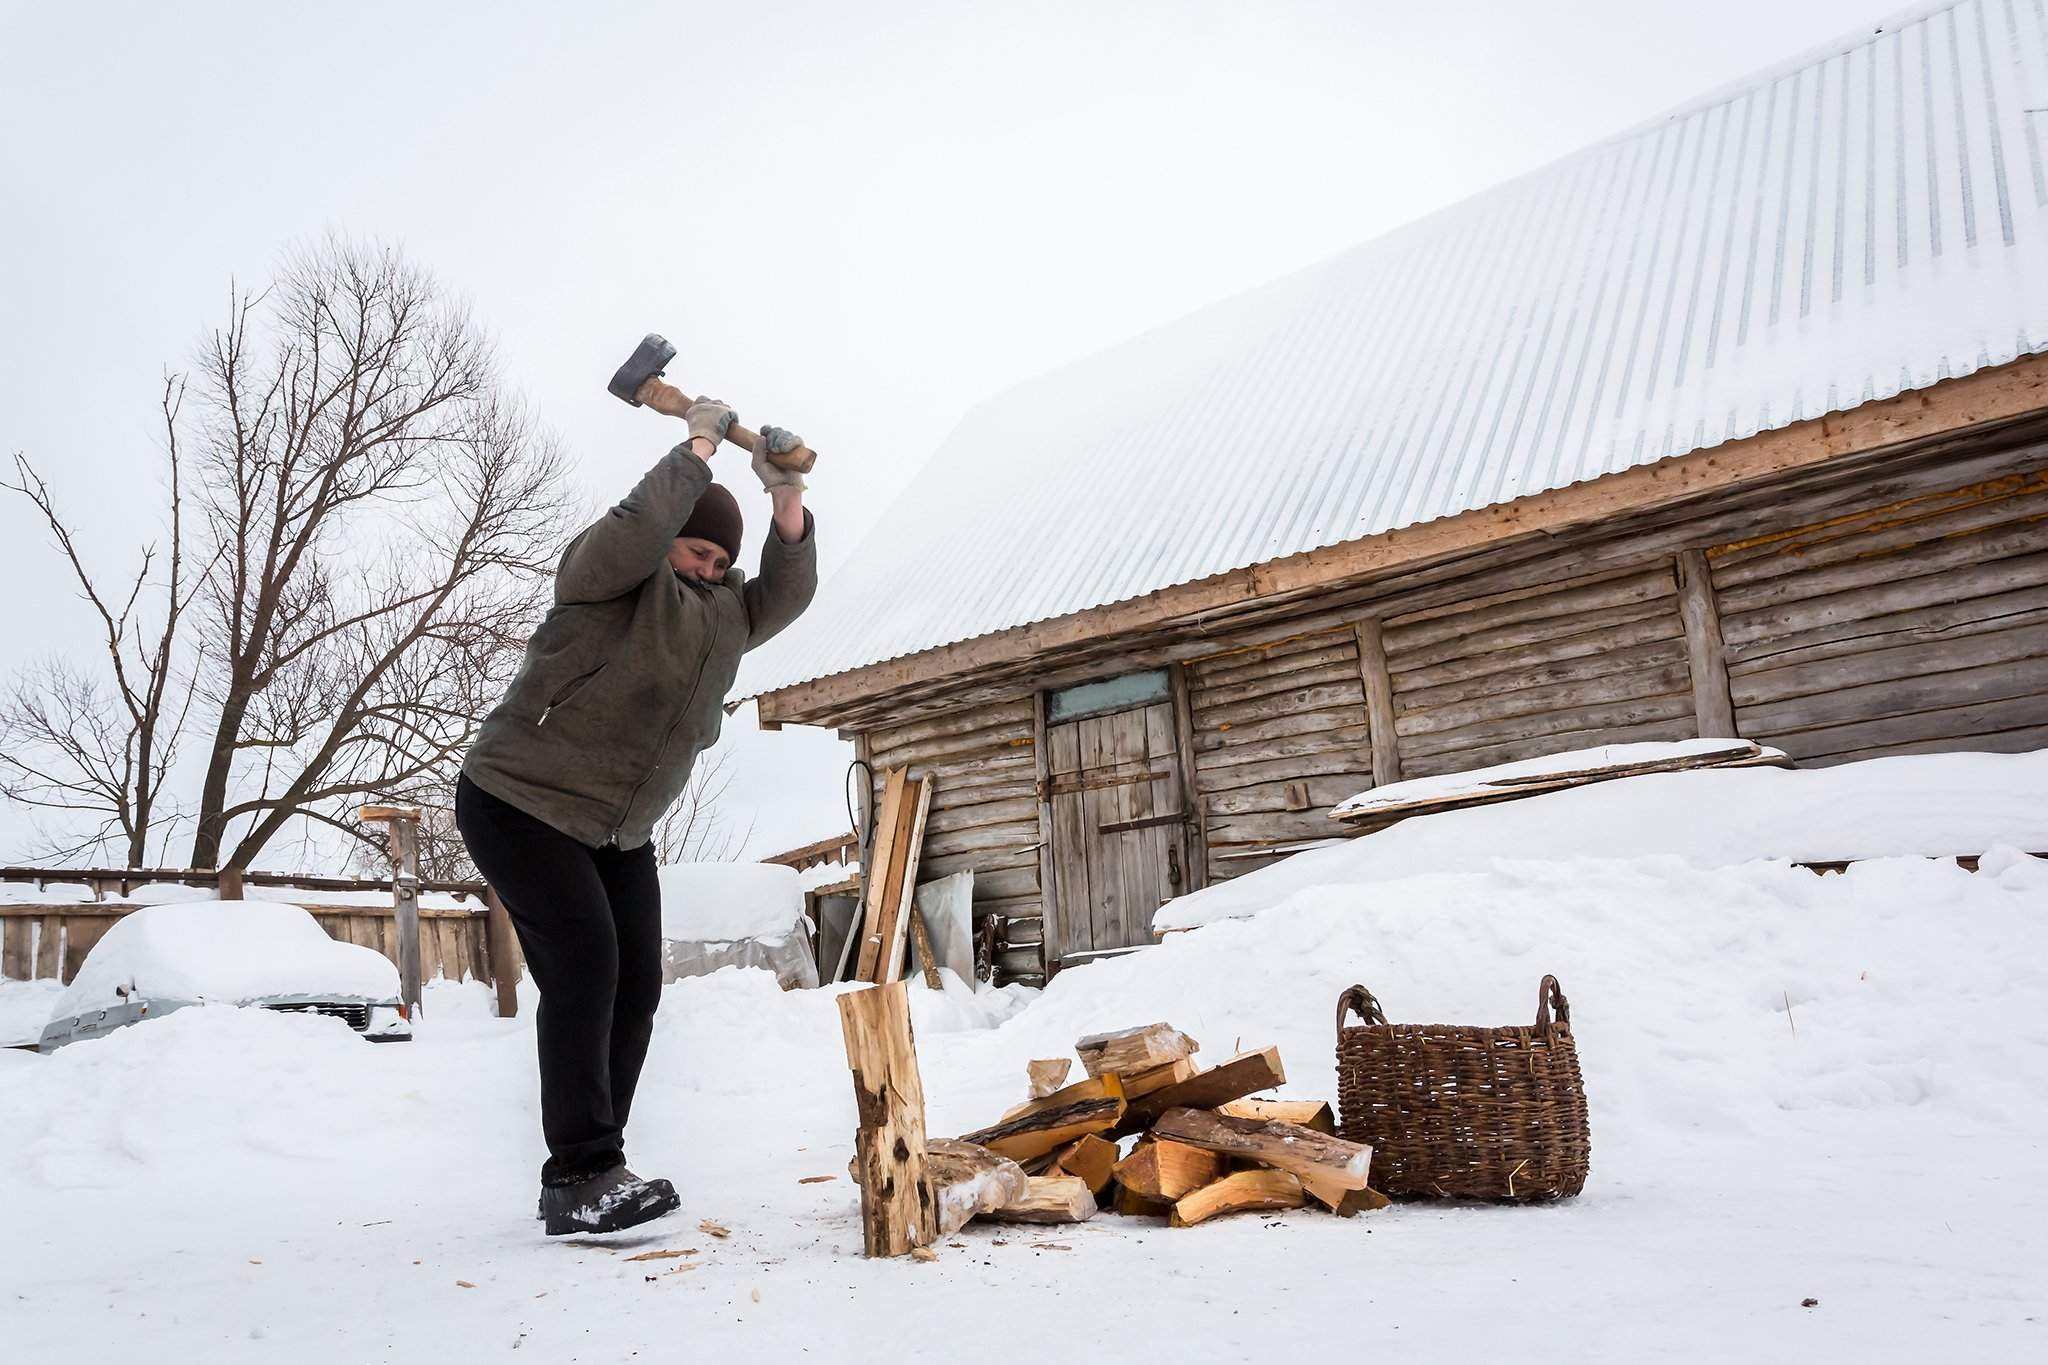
[4,756,2046,1361]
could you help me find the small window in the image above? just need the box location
[1046,669,1171,724]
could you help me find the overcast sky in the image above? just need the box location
[0,0,1891,867]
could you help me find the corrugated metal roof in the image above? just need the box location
[739,0,2048,703]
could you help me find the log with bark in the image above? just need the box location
[1151,1107,1372,1192]
[1217,1098,1336,1134]
[961,1096,1126,1162]
[1116,1047,1286,1135]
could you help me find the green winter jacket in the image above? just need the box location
[461,444,817,849]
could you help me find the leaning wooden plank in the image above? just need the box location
[837,982,937,1256]
[1047,1133,1119,1197]
[999,1073,1126,1124]
[1217,1098,1336,1134]
[1075,1022,1199,1078]
[925,1138,1031,1236]
[960,1096,1125,1162]
[987,1175,1097,1224]
[878,776,936,984]
[1152,1107,1372,1192]
[1116,1047,1287,1135]
[1027,1058,1073,1099]
[852,769,911,982]
[1112,1138,1224,1201]
[1170,1169,1306,1228]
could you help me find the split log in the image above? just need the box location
[1027,1058,1073,1099]
[1304,1181,1392,1217]
[1112,1139,1224,1201]
[999,1073,1126,1124]
[987,1175,1098,1224]
[1116,1056,1198,1099]
[1151,1107,1372,1193]
[1047,1133,1119,1196]
[1116,1047,1286,1135]
[1217,1098,1336,1134]
[960,1096,1125,1162]
[924,1138,1031,1236]
[837,982,937,1256]
[1075,1022,1199,1078]
[1170,1170,1305,1228]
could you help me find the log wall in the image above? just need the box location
[845,436,2048,978]
[863,698,1046,985]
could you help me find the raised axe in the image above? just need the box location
[606,333,817,475]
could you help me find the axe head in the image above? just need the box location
[607,333,677,406]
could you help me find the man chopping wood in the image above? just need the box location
[456,395,817,1235]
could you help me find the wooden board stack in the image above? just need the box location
[962,1022,1385,1229]
[842,767,941,987]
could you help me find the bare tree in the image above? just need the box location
[1,380,208,865]
[651,748,755,864]
[5,238,574,872]
[181,239,573,870]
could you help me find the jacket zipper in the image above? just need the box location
[539,662,609,727]
[608,587,721,846]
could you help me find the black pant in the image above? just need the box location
[455,774,664,1185]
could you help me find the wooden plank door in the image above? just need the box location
[1046,700,1187,968]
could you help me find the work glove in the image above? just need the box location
[752,424,808,492]
[684,397,736,447]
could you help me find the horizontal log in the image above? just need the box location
[918,819,1040,862]
[994,945,1046,978]
[1189,747,1371,797]
[922,796,1042,838]
[1000,917,1044,948]
[1714,521,2048,617]
[1803,722,2048,765]
[1398,713,1701,778]
[1217,1098,1336,1133]
[999,1074,1127,1124]
[1203,811,1341,845]
[1727,585,2048,673]
[1202,774,1368,818]
[1193,723,1375,776]
[868,698,1034,753]
[1745,692,2048,760]
[1396,661,1692,737]
[901,747,1040,783]
[1394,636,1689,715]
[1709,472,2048,584]
[987,1174,1097,1224]
[1380,559,1660,632]
[1384,565,1674,654]
[1721,554,2048,649]
[1387,593,1678,675]
[868,727,1033,774]
[1393,608,1684,692]
[1186,640,1358,692]
[1194,704,1368,752]
[1730,621,2048,709]
[917,848,1039,890]
[1399,692,1696,760]
[1738,655,2048,734]
[1197,679,1367,733]
[1191,658,1364,713]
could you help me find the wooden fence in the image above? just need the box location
[0,867,521,1015]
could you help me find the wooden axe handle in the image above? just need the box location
[634,378,817,474]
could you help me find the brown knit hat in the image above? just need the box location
[678,483,744,562]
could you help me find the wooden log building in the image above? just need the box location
[737,1,2048,986]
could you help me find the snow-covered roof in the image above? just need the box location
[739,0,2048,703]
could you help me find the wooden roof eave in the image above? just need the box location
[756,353,2048,732]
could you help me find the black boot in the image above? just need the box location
[540,1165,679,1236]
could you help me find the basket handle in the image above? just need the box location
[1533,974,1571,1033]
[1337,984,1389,1034]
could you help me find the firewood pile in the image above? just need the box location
[960,1022,1385,1229]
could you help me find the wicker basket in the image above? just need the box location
[1335,976,1590,1201]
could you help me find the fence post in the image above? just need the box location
[217,866,245,900]
[358,806,424,1019]
[483,885,521,1019]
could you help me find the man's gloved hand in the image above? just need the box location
[752,425,808,492]
[684,397,736,447]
